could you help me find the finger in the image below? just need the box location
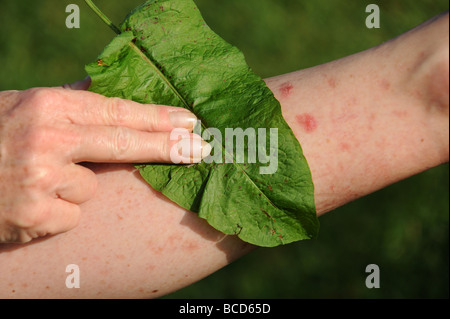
[64,76,91,91]
[71,126,211,164]
[55,164,98,204]
[32,199,81,239]
[61,77,90,91]
[57,89,198,132]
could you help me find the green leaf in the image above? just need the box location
[85,0,318,247]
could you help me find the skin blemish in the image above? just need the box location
[379,79,391,91]
[346,96,358,107]
[279,82,294,99]
[296,113,318,133]
[328,77,338,88]
[392,110,409,118]
[116,254,126,260]
[340,142,351,152]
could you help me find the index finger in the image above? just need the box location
[57,87,197,132]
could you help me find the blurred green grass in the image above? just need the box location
[0,0,448,298]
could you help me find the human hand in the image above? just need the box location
[0,79,208,243]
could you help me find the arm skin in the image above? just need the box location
[0,13,448,298]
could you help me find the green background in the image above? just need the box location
[0,0,448,298]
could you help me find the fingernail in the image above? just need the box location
[169,111,198,130]
[177,138,212,161]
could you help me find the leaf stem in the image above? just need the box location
[84,0,121,35]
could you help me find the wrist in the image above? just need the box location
[385,12,449,165]
[408,15,449,163]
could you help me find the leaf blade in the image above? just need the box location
[86,0,318,247]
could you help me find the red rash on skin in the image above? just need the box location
[379,79,391,91]
[392,110,409,118]
[296,113,318,133]
[279,82,294,98]
[328,77,337,88]
[340,142,351,152]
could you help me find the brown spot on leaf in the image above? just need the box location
[261,209,272,219]
[97,59,110,67]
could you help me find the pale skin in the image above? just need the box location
[0,13,448,298]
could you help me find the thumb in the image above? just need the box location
[63,76,91,91]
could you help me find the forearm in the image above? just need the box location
[270,12,449,215]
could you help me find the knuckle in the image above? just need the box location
[111,127,133,161]
[146,106,161,131]
[0,229,32,244]
[21,165,58,192]
[12,202,47,230]
[105,97,130,125]
[0,90,19,114]
[160,135,170,160]
[24,87,62,111]
[20,126,59,155]
[20,124,75,158]
[153,133,170,162]
[17,232,34,244]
